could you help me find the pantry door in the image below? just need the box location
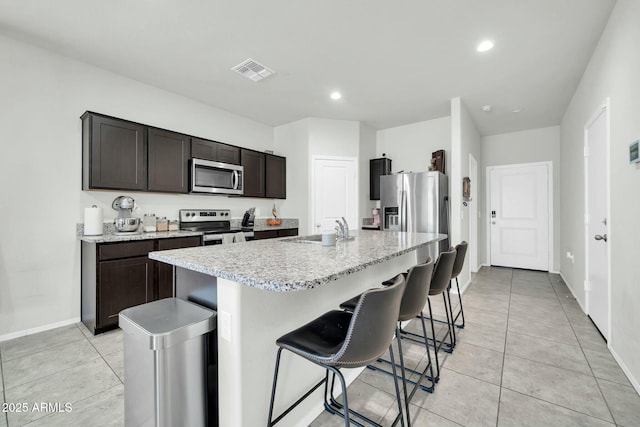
[488,162,551,271]
[311,156,358,236]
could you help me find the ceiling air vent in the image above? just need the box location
[231,58,275,82]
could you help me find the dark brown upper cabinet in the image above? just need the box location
[241,149,266,198]
[82,112,147,191]
[265,154,286,199]
[370,157,392,200]
[148,128,191,193]
[192,138,240,165]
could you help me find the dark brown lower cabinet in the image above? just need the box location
[253,228,298,240]
[98,257,153,328]
[82,235,201,335]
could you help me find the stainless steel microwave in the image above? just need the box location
[190,158,244,195]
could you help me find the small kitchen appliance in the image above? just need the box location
[242,207,255,227]
[112,195,141,233]
[180,209,254,245]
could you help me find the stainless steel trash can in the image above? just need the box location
[119,298,216,427]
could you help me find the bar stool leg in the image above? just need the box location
[441,293,455,353]
[454,277,466,328]
[267,348,283,427]
[426,298,441,382]
[445,289,457,348]
[395,327,411,427]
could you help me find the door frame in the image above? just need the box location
[469,154,479,272]
[584,98,611,340]
[485,161,554,271]
[310,155,359,236]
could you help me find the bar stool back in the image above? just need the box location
[267,275,407,427]
[450,241,468,328]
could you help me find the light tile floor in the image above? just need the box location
[0,267,638,426]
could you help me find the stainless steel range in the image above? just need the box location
[179,209,254,245]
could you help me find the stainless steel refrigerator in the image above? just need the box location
[380,171,449,255]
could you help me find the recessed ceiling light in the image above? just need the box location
[330,91,342,100]
[477,40,494,52]
[512,108,522,113]
[481,104,492,112]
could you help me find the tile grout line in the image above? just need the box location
[494,267,514,427]
[553,280,618,425]
[1,348,8,427]
[500,385,618,425]
[80,326,124,386]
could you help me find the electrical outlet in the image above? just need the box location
[219,310,232,342]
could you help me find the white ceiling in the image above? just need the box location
[0,0,616,135]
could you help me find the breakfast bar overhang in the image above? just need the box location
[149,230,446,427]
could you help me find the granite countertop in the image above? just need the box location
[149,230,446,292]
[251,218,299,231]
[78,223,202,243]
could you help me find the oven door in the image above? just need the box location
[191,158,244,195]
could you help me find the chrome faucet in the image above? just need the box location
[335,217,349,239]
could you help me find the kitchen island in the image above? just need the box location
[149,230,446,426]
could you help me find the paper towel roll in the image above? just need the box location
[84,205,104,236]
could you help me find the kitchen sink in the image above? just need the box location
[284,234,355,244]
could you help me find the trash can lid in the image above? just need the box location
[119,298,216,350]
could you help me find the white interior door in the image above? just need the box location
[311,157,358,235]
[489,163,550,271]
[585,102,610,339]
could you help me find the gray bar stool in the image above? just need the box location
[267,275,407,427]
[340,259,435,426]
[400,247,457,382]
[450,241,468,329]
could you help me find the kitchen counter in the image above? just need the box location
[149,230,442,291]
[150,230,445,426]
[251,217,299,231]
[77,227,202,243]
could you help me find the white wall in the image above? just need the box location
[274,119,310,233]
[451,98,482,289]
[482,126,561,270]
[274,118,364,235]
[560,0,640,389]
[376,117,451,174]
[0,34,277,338]
[359,123,378,222]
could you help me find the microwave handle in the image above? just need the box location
[232,170,239,190]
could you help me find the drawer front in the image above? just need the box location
[98,240,155,261]
[157,236,202,250]
[278,228,298,237]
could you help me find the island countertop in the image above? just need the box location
[148,230,446,291]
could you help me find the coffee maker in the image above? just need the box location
[242,207,255,227]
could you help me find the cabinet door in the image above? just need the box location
[191,138,217,161]
[192,138,240,165]
[148,128,191,193]
[216,143,240,165]
[369,158,392,200]
[265,154,286,199]
[241,149,266,198]
[155,236,202,300]
[278,228,298,237]
[253,230,278,240]
[85,113,147,190]
[97,256,153,328]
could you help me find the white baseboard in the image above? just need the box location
[608,346,640,395]
[0,317,81,343]
[559,272,587,313]
[449,277,471,295]
[549,270,560,274]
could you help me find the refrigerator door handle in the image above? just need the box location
[401,190,407,232]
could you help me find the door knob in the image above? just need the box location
[594,234,608,242]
